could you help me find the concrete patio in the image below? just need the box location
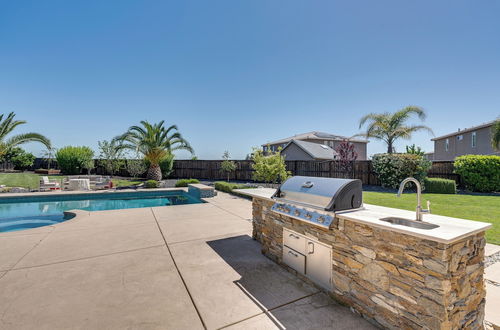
[0,192,376,330]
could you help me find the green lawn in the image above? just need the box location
[0,173,66,190]
[111,179,143,187]
[0,173,142,189]
[363,191,500,244]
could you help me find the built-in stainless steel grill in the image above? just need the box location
[271,176,363,228]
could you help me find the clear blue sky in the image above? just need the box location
[1,0,499,159]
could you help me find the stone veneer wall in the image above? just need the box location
[252,198,486,330]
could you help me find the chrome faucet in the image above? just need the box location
[397,177,431,221]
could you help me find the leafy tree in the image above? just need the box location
[0,112,51,157]
[40,147,57,169]
[357,106,433,153]
[116,121,193,181]
[405,144,425,156]
[251,147,290,183]
[492,119,500,151]
[221,151,236,182]
[56,146,94,175]
[98,140,125,176]
[335,139,358,178]
[126,154,147,179]
[191,155,198,160]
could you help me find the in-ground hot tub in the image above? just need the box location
[0,189,204,233]
[236,177,492,330]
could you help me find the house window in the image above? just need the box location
[471,132,477,148]
[445,139,449,151]
[457,135,463,141]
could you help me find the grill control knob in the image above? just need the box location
[294,210,300,216]
[305,213,312,220]
[318,216,325,224]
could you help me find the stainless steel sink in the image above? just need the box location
[380,217,439,230]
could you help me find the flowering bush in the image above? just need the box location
[335,139,358,178]
[372,153,431,188]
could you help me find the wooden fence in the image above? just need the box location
[0,161,14,172]
[171,160,459,185]
[0,159,459,186]
[426,161,461,185]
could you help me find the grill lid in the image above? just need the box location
[272,176,362,211]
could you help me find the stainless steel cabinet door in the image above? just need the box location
[283,228,306,254]
[305,240,332,290]
[283,246,306,275]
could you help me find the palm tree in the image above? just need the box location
[357,106,433,153]
[116,121,193,181]
[0,112,51,157]
[491,119,500,151]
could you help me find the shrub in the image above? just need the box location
[4,147,35,170]
[175,178,200,187]
[423,178,456,194]
[372,153,432,189]
[214,181,253,193]
[252,147,290,183]
[11,150,35,171]
[145,180,159,188]
[55,146,94,175]
[454,155,500,192]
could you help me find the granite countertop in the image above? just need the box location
[234,188,493,244]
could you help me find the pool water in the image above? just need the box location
[0,190,203,232]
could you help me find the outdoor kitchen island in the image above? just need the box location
[234,185,492,330]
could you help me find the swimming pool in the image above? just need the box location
[0,190,204,232]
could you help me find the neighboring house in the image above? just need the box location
[431,121,499,161]
[424,152,434,161]
[262,131,368,160]
[280,139,338,161]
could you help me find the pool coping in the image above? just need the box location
[0,187,188,200]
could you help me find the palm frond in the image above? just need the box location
[116,120,194,165]
[357,106,431,153]
[4,132,51,149]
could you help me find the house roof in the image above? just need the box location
[262,131,368,146]
[431,120,496,141]
[282,139,338,160]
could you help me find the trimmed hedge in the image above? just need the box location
[423,178,456,194]
[175,178,200,187]
[454,155,500,192]
[145,180,159,188]
[372,153,432,189]
[214,181,253,193]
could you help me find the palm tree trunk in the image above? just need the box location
[147,164,162,181]
[387,142,393,153]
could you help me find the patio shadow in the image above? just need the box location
[206,235,376,329]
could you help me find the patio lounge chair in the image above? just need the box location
[93,176,112,190]
[40,176,60,191]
